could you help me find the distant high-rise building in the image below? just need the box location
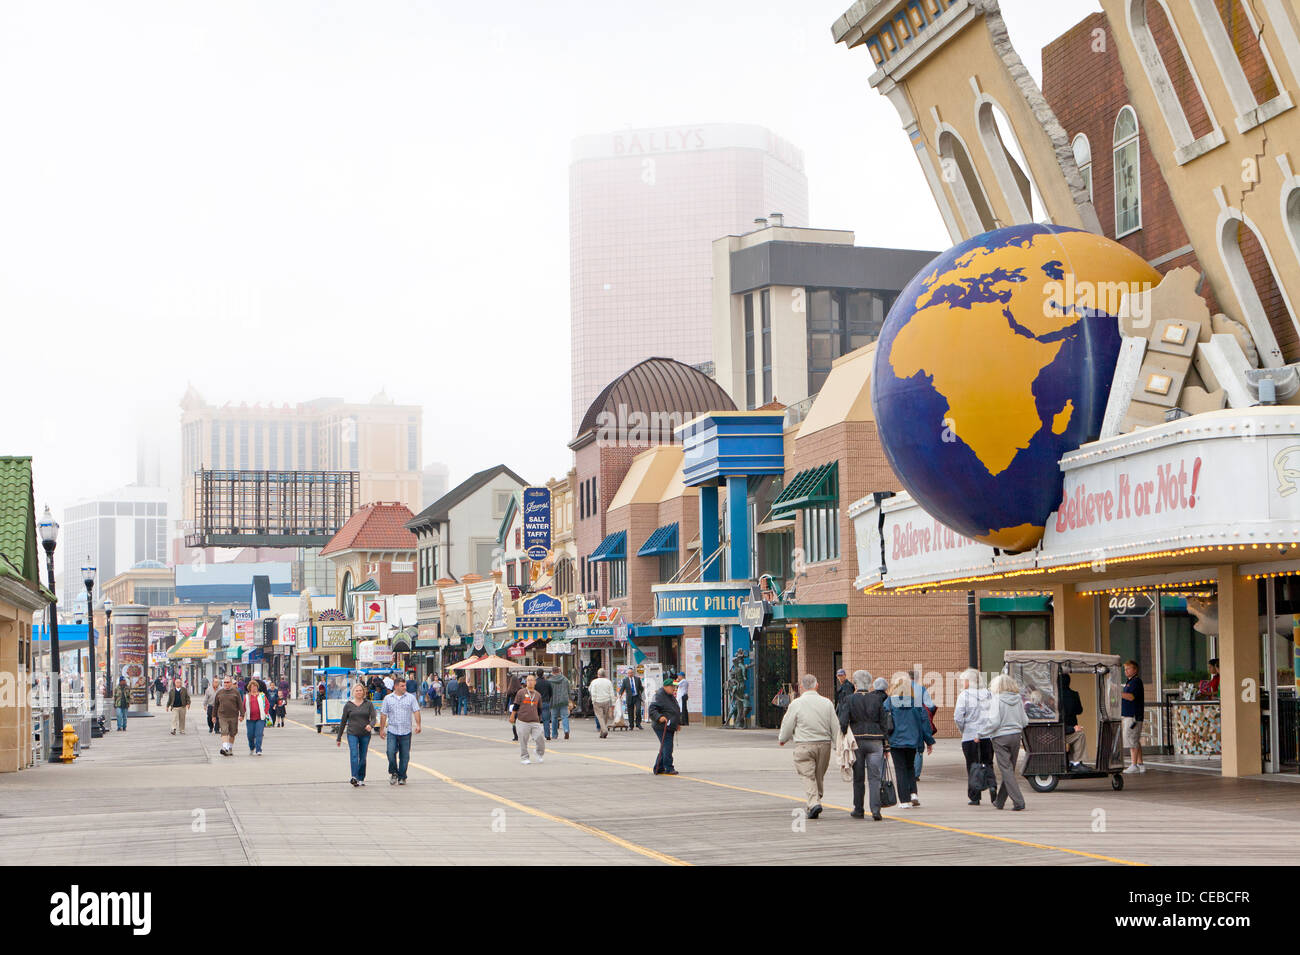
[60,485,170,609]
[421,462,450,510]
[179,387,423,532]
[569,123,809,430]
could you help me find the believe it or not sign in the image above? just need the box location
[318,624,353,650]
[651,583,754,627]
[523,487,552,561]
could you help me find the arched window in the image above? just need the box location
[1220,211,1300,364]
[341,571,354,620]
[554,557,574,596]
[1126,0,1222,162]
[1192,0,1286,125]
[936,128,997,237]
[976,98,1049,224]
[1113,107,1142,236]
[1072,134,1093,203]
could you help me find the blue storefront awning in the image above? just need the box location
[637,523,679,557]
[589,530,627,563]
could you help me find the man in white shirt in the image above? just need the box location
[378,678,422,786]
[588,668,616,739]
[777,673,841,819]
[676,671,690,726]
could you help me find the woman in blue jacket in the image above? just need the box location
[885,675,935,808]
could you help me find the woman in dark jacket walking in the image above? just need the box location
[884,675,935,809]
[838,670,892,820]
[336,682,379,786]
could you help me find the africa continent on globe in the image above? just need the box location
[871,224,1161,551]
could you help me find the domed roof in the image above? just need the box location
[573,357,736,445]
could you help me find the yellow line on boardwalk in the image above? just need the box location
[285,717,688,867]
[424,723,1145,866]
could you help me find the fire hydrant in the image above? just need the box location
[59,722,79,763]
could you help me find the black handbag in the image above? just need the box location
[879,752,898,808]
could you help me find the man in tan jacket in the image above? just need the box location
[778,673,841,819]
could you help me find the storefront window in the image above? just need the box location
[658,551,679,583]
[980,614,1049,671]
[801,505,839,563]
[1160,596,1211,688]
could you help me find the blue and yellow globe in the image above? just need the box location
[872,224,1161,551]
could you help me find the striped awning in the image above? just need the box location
[168,635,210,659]
[588,530,627,563]
[637,523,678,557]
[771,462,838,517]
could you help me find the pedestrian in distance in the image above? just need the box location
[838,669,892,820]
[648,678,682,775]
[166,677,191,735]
[620,669,644,730]
[504,671,522,741]
[884,675,934,809]
[273,683,287,727]
[243,678,269,756]
[337,682,379,787]
[213,676,243,757]
[456,675,470,715]
[834,668,854,712]
[378,674,422,785]
[954,669,996,806]
[265,682,279,728]
[203,680,218,734]
[911,675,938,784]
[1120,659,1146,774]
[778,673,840,819]
[676,671,690,726]
[314,680,326,733]
[512,673,546,765]
[588,668,616,738]
[546,666,573,740]
[405,674,418,696]
[429,676,443,715]
[113,676,131,732]
[535,668,554,740]
[444,675,459,715]
[980,674,1029,811]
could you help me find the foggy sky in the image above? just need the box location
[0,0,1102,525]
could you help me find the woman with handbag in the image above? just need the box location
[954,669,996,806]
[884,675,934,809]
[838,670,892,820]
[980,674,1029,811]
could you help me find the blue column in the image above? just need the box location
[700,485,720,583]
[700,484,721,721]
[726,475,753,725]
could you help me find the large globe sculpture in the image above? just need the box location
[872,224,1162,552]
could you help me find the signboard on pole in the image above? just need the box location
[523,486,552,561]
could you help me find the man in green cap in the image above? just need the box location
[647,677,683,775]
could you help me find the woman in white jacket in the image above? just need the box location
[979,674,1029,811]
[953,669,995,806]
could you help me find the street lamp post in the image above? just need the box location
[36,506,64,758]
[102,599,113,731]
[82,563,103,737]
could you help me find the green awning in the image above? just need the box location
[771,462,838,517]
[770,603,847,620]
[979,596,1051,614]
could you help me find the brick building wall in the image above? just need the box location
[1041,12,1221,313]
[605,501,662,624]
[786,418,969,736]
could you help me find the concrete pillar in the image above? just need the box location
[700,487,719,582]
[1217,566,1262,777]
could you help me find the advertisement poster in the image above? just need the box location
[319,624,353,650]
[683,636,703,714]
[361,598,386,624]
[523,486,552,560]
[115,619,149,709]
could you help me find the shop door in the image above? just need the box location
[755,629,795,729]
